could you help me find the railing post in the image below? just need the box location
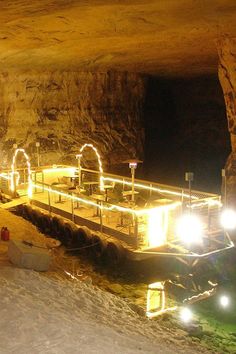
[42,172,44,192]
[48,188,51,215]
[99,201,103,233]
[207,202,211,232]
[149,184,152,198]
[181,189,184,214]
[71,192,75,222]
[134,215,139,249]
[34,171,37,193]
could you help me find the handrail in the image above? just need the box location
[80,167,218,199]
[2,164,219,199]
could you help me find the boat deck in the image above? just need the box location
[0,165,234,261]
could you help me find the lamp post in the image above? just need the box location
[36,142,40,167]
[76,154,83,190]
[185,172,194,209]
[12,144,18,195]
[123,159,143,204]
[222,169,226,206]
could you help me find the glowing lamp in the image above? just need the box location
[219,295,230,308]
[180,307,192,323]
[220,209,236,230]
[122,159,143,203]
[123,159,142,169]
[177,214,203,244]
[129,162,137,169]
[36,142,40,167]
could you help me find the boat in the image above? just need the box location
[0,144,234,271]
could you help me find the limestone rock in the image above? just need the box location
[8,239,51,271]
[218,36,236,203]
[0,71,146,170]
[1,1,236,77]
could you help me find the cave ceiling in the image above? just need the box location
[1,0,236,77]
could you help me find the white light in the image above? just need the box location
[176,214,203,244]
[219,295,230,308]
[10,148,32,198]
[180,307,192,323]
[80,143,104,191]
[129,162,137,169]
[221,209,236,230]
[148,208,168,247]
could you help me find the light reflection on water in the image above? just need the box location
[145,276,216,319]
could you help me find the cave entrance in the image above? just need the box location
[143,75,231,193]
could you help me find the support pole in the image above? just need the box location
[222,169,226,207]
[36,142,40,167]
[71,192,75,222]
[134,215,139,249]
[185,172,194,211]
[48,188,51,215]
[131,166,135,204]
[99,201,103,233]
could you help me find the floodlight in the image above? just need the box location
[220,209,236,230]
[177,214,203,244]
[219,295,230,308]
[180,307,192,323]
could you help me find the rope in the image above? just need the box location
[65,232,115,252]
[22,240,49,249]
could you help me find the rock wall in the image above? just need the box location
[0,71,146,171]
[218,36,236,203]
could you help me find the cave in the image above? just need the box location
[1,3,236,353]
[0,1,236,197]
[143,75,230,193]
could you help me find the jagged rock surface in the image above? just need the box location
[0,71,146,169]
[218,36,236,203]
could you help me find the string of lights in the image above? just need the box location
[80,143,104,191]
[10,149,32,198]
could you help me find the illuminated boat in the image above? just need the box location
[0,145,234,269]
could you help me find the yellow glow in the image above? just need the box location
[32,182,180,217]
[147,208,168,247]
[0,173,10,180]
[146,282,177,318]
[42,167,76,174]
[176,214,203,244]
[103,177,198,200]
[10,148,32,198]
[80,144,104,191]
[189,199,222,209]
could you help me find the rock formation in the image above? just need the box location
[218,36,236,203]
[0,71,146,170]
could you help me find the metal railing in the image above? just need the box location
[1,165,233,260]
